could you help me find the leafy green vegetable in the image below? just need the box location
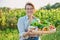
[30,19,44,29]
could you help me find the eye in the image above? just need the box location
[26,8,33,10]
[26,8,30,10]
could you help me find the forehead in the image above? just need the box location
[26,5,33,8]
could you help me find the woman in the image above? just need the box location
[17,2,56,40]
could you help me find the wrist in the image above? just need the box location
[23,32,28,37]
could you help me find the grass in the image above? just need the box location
[0,28,19,40]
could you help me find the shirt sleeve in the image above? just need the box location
[17,18,25,39]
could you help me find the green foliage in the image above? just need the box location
[34,8,60,26]
[0,28,19,40]
[42,2,60,10]
[0,8,60,29]
[54,20,60,27]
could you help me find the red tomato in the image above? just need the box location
[49,25,55,30]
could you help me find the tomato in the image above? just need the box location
[49,25,55,30]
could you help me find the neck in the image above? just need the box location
[27,15,34,22]
[28,15,33,19]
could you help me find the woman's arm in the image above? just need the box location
[17,18,30,38]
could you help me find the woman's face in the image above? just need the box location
[25,5,35,16]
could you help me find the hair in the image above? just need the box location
[25,2,35,9]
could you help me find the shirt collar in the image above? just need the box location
[25,15,36,20]
[25,15,29,19]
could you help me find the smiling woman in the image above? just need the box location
[17,2,41,40]
[25,2,35,19]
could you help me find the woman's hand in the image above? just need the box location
[28,30,38,37]
[27,28,39,37]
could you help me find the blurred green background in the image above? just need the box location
[0,3,60,40]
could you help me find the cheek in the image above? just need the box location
[29,10,34,13]
[26,10,32,13]
[31,10,34,13]
[30,10,34,14]
[26,10,34,15]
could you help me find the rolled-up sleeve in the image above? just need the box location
[17,18,25,38]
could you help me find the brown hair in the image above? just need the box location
[25,2,35,9]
